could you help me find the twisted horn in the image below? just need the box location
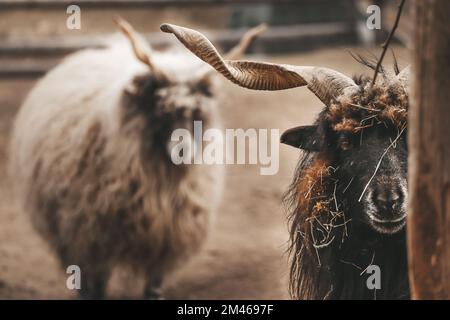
[225,23,267,60]
[115,17,166,80]
[160,23,358,106]
[191,23,267,82]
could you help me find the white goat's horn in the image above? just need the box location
[115,17,166,80]
[224,23,267,60]
[161,23,358,106]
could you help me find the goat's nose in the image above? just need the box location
[372,188,401,211]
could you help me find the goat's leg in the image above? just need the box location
[78,268,110,300]
[66,260,110,300]
[57,238,110,299]
[58,249,108,299]
[143,273,164,300]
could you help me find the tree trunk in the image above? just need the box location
[408,0,450,299]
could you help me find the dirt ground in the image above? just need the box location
[0,47,408,299]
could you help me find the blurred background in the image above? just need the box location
[0,0,412,76]
[0,0,411,299]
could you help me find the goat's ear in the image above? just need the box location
[280,125,322,151]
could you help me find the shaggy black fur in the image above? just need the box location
[284,67,410,300]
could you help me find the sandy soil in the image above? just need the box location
[0,47,408,299]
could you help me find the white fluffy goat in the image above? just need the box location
[9,19,264,299]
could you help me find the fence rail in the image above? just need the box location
[0,0,315,9]
[0,0,360,78]
[0,22,350,54]
[0,22,355,77]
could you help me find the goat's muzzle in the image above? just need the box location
[365,181,407,234]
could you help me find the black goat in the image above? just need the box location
[283,73,409,299]
[162,23,411,300]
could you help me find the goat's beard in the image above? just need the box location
[284,152,340,299]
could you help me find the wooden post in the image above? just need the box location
[408,0,450,299]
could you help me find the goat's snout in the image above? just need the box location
[366,182,407,234]
[372,187,402,211]
[369,182,406,220]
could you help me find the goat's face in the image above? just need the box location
[281,118,408,235]
[155,78,216,157]
[333,124,408,234]
[122,74,217,162]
